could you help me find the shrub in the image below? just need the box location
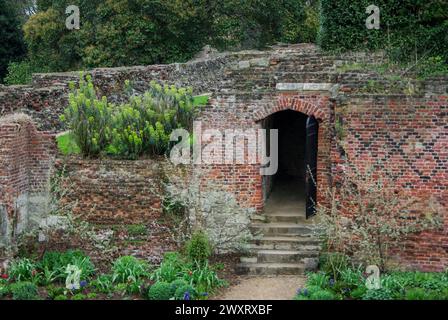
[112,256,150,284]
[318,252,350,281]
[316,161,441,271]
[39,250,95,281]
[185,230,212,265]
[110,81,196,159]
[10,281,39,300]
[174,284,197,300]
[147,282,173,300]
[9,258,40,283]
[151,252,185,283]
[54,294,68,300]
[62,74,113,157]
[4,60,35,85]
[170,279,188,293]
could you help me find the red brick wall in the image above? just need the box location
[0,115,55,239]
[335,94,448,271]
[58,158,190,225]
[199,92,332,212]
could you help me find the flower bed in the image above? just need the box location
[0,232,226,300]
[295,267,448,300]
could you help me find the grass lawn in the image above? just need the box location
[57,132,80,155]
[193,95,209,106]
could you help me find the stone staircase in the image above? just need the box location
[236,211,321,275]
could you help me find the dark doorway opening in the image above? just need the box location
[261,110,308,217]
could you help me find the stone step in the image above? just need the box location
[247,241,321,251]
[265,212,308,224]
[235,262,305,275]
[251,223,316,236]
[257,250,319,263]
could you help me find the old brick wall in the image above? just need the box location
[58,157,191,225]
[0,114,55,245]
[0,55,232,132]
[334,94,448,271]
[0,43,447,270]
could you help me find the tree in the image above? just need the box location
[0,0,26,82]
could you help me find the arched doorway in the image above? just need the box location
[261,109,318,219]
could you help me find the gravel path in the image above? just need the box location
[215,276,306,300]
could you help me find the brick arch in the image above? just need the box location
[254,96,329,122]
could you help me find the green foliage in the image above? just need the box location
[318,252,350,281]
[126,224,148,237]
[151,252,184,283]
[71,293,87,300]
[185,230,212,265]
[306,272,330,289]
[111,256,150,284]
[39,250,96,281]
[10,281,39,300]
[170,278,188,293]
[300,265,448,300]
[417,56,448,79]
[193,95,210,107]
[174,283,197,300]
[296,285,337,300]
[0,284,10,298]
[54,294,68,300]
[19,0,318,74]
[150,251,225,299]
[62,75,113,157]
[64,76,198,160]
[0,0,26,82]
[3,60,49,85]
[184,261,227,293]
[147,281,173,300]
[318,0,448,66]
[9,258,40,283]
[46,284,65,300]
[57,132,81,156]
[362,288,394,300]
[91,274,114,294]
[350,286,367,299]
[9,258,41,283]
